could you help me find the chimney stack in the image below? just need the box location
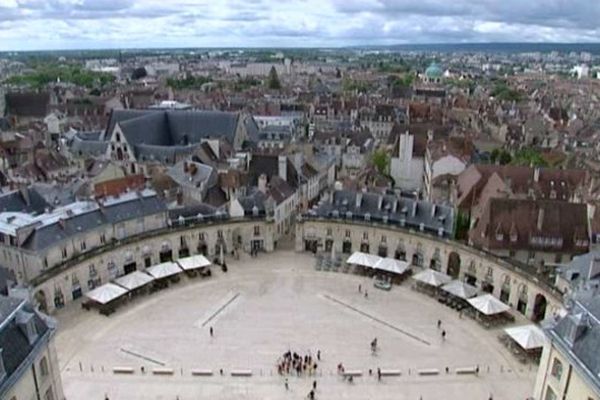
[355,192,363,209]
[278,155,287,182]
[534,167,540,183]
[258,174,268,193]
[537,208,544,231]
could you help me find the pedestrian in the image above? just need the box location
[369,368,372,376]
[441,330,446,340]
[437,319,441,329]
[377,367,381,381]
[488,394,493,400]
[104,395,110,400]
[358,284,362,293]
[209,326,214,337]
[313,380,317,390]
[445,367,449,374]
[219,368,223,376]
[317,350,321,361]
[364,290,368,298]
[308,389,315,400]
[285,378,289,390]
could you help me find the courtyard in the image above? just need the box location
[55,250,537,400]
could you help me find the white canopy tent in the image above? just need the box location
[114,271,155,291]
[146,262,183,279]
[85,283,128,304]
[374,258,410,275]
[504,325,547,350]
[440,280,478,299]
[467,294,511,315]
[347,252,382,268]
[176,254,211,271]
[412,269,452,287]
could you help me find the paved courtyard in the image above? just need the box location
[55,250,537,400]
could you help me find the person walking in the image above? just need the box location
[313,380,317,390]
[437,319,441,329]
[441,330,446,340]
[377,367,381,381]
[209,326,214,337]
[358,284,362,293]
[285,378,289,390]
[317,350,321,361]
[364,290,368,298]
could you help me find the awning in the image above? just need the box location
[412,269,452,287]
[114,271,155,291]
[374,258,410,274]
[176,254,211,271]
[467,294,511,315]
[504,325,547,350]
[146,262,182,279]
[440,280,478,299]
[347,252,382,268]
[85,283,128,304]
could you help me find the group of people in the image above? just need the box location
[277,350,320,376]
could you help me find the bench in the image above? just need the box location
[343,370,363,377]
[380,369,401,376]
[113,367,135,374]
[418,368,440,376]
[191,369,213,376]
[230,369,252,377]
[152,368,174,375]
[455,367,478,375]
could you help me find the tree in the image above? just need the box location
[371,149,390,174]
[267,66,281,90]
[131,67,147,80]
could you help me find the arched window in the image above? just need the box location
[550,358,563,380]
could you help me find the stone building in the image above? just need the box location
[0,296,64,400]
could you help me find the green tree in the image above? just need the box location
[371,149,390,174]
[267,66,281,90]
[512,148,548,167]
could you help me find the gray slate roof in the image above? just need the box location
[21,193,167,252]
[549,289,600,395]
[0,297,52,397]
[308,190,454,238]
[0,188,50,215]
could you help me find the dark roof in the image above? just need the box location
[0,297,52,397]
[21,193,166,251]
[248,154,299,189]
[549,290,600,394]
[470,198,589,253]
[5,92,49,118]
[0,188,50,214]
[309,190,455,238]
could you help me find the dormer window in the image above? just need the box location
[116,133,121,142]
[550,190,556,199]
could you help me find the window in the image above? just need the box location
[61,247,68,259]
[40,356,49,377]
[80,241,86,251]
[345,230,351,238]
[544,386,556,400]
[100,233,106,244]
[217,230,224,239]
[326,228,332,236]
[254,226,260,236]
[363,232,368,240]
[550,358,563,381]
[89,264,97,277]
[180,236,187,247]
[554,253,562,263]
[199,233,205,241]
[381,235,387,243]
[43,257,48,269]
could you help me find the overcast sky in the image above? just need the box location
[0,0,599,51]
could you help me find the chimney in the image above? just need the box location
[355,192,363,208]
[431,204,436,217]
[534,167,540,183]
[412,201,417,217]
[278,155,287,182]
[377,195,383,210]
[16,311,38,345]
[537,208,544,231]
[258,174,268,193]
[392,200,398,213]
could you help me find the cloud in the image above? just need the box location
[0,0,599,50]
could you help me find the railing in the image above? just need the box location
[301,215,564,301]
[30,215,269,287]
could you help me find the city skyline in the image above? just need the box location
[1,0,600,51]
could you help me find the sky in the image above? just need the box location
[0,0,599,51]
